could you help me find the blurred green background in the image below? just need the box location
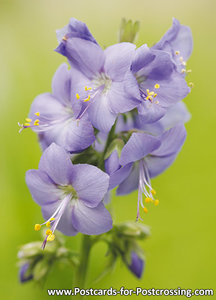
[1,0,216,299]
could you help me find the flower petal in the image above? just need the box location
[56,37,105,79]
[109,163,133,190]
[87,93,116,132]
[104,43,136,81]
[158,101,191,130]
[137,100,166,124]
[39,143,73,185]
[56,18,97,45]
[153,18,193,61]
[151,124,186,157]
[26,169,60,206]
[131,44,156,73]
[120,132,161,166]
[71,164,109,207]
[108,74,141,114]
[145,154,178,178]
[117,163,139,195]
[72,201,112,235]
[52,63,71,106]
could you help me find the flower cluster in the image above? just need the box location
[21,18,192,252]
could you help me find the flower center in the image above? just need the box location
[92,72,112,94]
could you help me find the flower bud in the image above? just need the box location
[127,251,145,278]
[119,18,140,43]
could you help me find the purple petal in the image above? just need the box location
[26,169,60,206]
[71,164,109,207]
[151,124,186,157]
[56,37,105,79]
[145,154,178,178]
[158,101,191,130]
[87,93,116,132]
[128,252,144,278]
[104,43,136,81]
[109,163,133,190]
[120,132,161,166]
[72,201,112,235]
[39,143,73,185]
[52,63,71,106]
[137,101,166,123]
[56,18,97,45]
[29,93,66,124]
[153,18,193,61]
[19,264,33,283]
[105,150,120,175]
[107,79,140,114]
[117,163,139,195]
[42,116,95,153]
[131,44,156,73]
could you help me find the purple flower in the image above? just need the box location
[153,18,193,72]
[26,143,112,248]
[19,64,95,153]
[55,21,141,132]
[130,44,190,123]
[19,263,33,283]
[107,125,186,220]
[127,252,144,278]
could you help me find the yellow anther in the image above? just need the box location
[34,224,41,231]
[154,199,160,206]
[76,93,80,100]
[47,234,55,242]
[143,207,148,213]
[46,221,51,227]
[84,95,91,102]
[151,189,156,195]
[34,112,40,116]
[62,36,67,41]
[85,86,92,91]
[46,229,52,236]
[50,218,55,221]
[155,100,159,104]
[34,119,39,126]
[188,82,194,88]
[25,118,32,122]
[148,91,155,96]
[24,123,30,126]
[153,93,157,98]
[182,61,187,66]
[179,56,184,62]
[146,96,153,102]
[154,84,160,89]
[145,197,152,203]
[187,69,192,73]
[181,69,186,74]
[175,50,180,55]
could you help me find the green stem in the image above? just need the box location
[74,235,92,291]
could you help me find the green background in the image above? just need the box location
[1,0,215,298]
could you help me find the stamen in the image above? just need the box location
[84,95,91,102]
[154,199,159,206]
[46,229,52,236]
[46,221,51,227]
[175,50,180,55]
[34,112,40,116]
[188,82,194,88]
[76,93,80,100]
[34,224,41,231]
[154,84,160,89]
[24,123,30,126]
[143,207,148,213]
[25,118,32,122]
[84,86,92,91]
[47,234,55,242]
[62,36,67,41]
